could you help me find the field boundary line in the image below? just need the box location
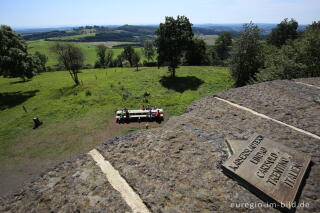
[214,97,320,140]
[295,81,320,90]
[89,149,150,213]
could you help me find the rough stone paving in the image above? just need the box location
[1,78,319,212]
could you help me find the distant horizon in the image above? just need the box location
[1,0,319,28]
[11,22,310,30]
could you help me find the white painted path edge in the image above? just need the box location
[214,97,320,141]
[295,81,320,90]
[89,149,150,213]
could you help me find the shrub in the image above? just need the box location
[85,90,92,96]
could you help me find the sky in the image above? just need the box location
[0,0,319,28]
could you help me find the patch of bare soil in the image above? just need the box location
[0,118,162,197]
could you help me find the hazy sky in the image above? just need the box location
[1,0,319,27]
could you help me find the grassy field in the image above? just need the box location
[0,66,233,167]
[79,41,138,48]
[198,35,219,45]
[27,40,144,67]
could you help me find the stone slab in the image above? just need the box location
[222,133,311,208]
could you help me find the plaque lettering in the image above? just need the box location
[222,133,311,208]
[266,157,290,186]
[228,135,264,171]
[284,163,303,188]
[250,147,267,165]
[257,152,278,178]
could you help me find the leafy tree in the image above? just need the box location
[113,54,124,67]
[267,18,298,47]
[0,25,39,80]
[51,43,84,85]
[131,52,140,71]
[206,46,220,65]
[254,21,320,82]
[229,23,264,87]
[155,16,194,77]
[123,46,135,67]
[105,48,114,67]
[142,40,155,62]
[185,37,208,65]
[214,32,232,60]
[96,45,107,68]
[34,51,48,72]
[299,21,320,77]
[254,42,307,82]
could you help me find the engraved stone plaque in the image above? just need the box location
[222,133,311,208]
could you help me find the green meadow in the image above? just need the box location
[27,40,144,67]
[0,66,233,166]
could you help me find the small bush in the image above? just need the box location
[85,90,92,96]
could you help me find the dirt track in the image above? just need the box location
[1,78,319,212]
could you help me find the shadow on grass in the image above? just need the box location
[9,79,31,84]
[159,76,204,93]
[0,90,39,110]
[51,85,80,99]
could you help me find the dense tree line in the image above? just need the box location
[79,32,138,42]
[94,45,141,70]
[230,19,320,86]
[23,30,78,41]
